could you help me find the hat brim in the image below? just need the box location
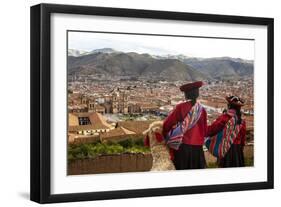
[180,81,203,92]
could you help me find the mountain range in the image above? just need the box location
[68,48,117,57]
[68,48,253,81]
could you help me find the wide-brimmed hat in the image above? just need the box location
[225,95,245,107]
[180,81,203,92]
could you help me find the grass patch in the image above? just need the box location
[244,157,254,167]
[207,162,218,168]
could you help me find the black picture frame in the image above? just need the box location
[30,3,274,204]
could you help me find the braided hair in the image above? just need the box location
[184,88,199,106]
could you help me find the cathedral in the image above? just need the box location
[111,88,128,114]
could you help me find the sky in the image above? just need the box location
[68,31,254,60]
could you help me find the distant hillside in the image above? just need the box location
[68,48,253,81]
[183,57,253,80]
[68,52,209,81]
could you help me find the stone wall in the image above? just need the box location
[68,153,153,175]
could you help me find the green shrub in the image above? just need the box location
[118,139,133,148]
[68,139,150,161]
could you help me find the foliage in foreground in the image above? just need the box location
[68,138,150,161]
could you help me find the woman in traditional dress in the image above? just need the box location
[162,81,207,170]
[206,95,246,167]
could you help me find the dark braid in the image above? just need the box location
[228,104,242,124]
[184,88,199,106]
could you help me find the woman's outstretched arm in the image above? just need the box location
[206,114,231,137]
